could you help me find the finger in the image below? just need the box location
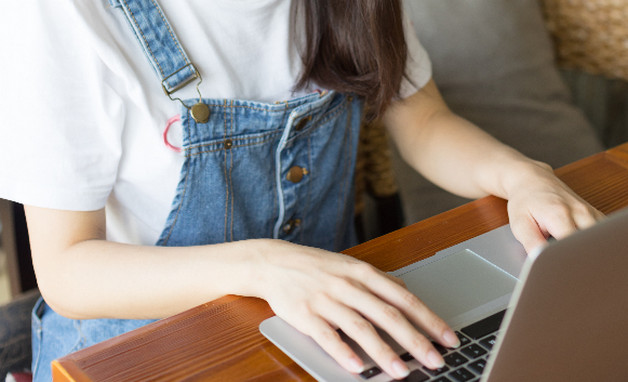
[572,204,605,230]
[540,204,580,240]
[352,265,459,350]
[329,277,448,370]
[315,296,412,379]
[291,313,366,375]
[384,273,407,288]
[508,212,549,254]
[381,286,459,351]
[350,291,447,370]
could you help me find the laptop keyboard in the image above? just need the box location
[358,310,506,382]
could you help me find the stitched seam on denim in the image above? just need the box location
[194,91,335,113]
[225,100,312,113]
[185,136,277,157]
[198,104,303,113]
[149,0,189,65]
[31,298,46,378]
[312,97,348,126]
[334,99,353,249]
[161,124,193,244]
[32,320,42,378]
[300,134,313,243]
[277,101,290,240]
[336,104,352,248]
[198,104,284,113]
[269,101,290,237]
[223,100,229,243]
[72,320,87,352]
[286,96,348,144]
[186,129,279,151]
[163,160,192,245]
[121,0,165,77]
[278,101,289,128]
[229,100,235,242]
[183,97,337,123]
[272,162,278,238]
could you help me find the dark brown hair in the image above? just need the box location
[296,0,408,120]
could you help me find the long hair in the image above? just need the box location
[296,0,407,120]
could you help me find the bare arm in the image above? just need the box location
[25,205,459,379]
[384,79,604,252]
[25,206,258,320]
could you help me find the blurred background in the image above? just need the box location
[0,237,10,305]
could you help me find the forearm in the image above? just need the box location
[25,205,462,376]
[401,111,548,199]
[34,237,266,320]
[384,81,550,200]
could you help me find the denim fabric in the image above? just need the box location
[31,90,362,382]
[32,1,363,380]
[158,91,362,251]
[31,298,157,381]
[108,0,197,93]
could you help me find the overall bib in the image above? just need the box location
[31,1,363,380]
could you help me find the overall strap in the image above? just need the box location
[108,0,199,96]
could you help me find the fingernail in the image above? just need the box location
[348,357,364,373]
[392,360,410,378]
[427,350,445,369]
[444,330,460,348]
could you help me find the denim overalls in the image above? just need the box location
[31,1,363,380]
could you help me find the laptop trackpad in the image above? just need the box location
[393,249,517,323]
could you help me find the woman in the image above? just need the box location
[0,0,601,380]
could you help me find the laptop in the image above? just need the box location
[260,207,628,381]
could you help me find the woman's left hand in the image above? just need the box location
[383,78,604,255]
[503,160,605,254]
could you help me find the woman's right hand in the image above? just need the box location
[247,239,460,380]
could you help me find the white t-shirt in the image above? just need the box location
[0,0,432,245]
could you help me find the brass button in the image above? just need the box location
[294,115,312,131]
[224,139,233,149]
[282,219,301,234]
[190,103,210,123]
[286,166,308,183]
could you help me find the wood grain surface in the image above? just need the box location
[53,143,628,381]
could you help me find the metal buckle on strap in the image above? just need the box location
[161,63,202,97]
[161,64,209,123]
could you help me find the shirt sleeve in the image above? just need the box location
[399,12,433,98]
[0,2,124,211]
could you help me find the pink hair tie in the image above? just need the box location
[163,114,182,153]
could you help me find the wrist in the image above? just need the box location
[223,238,283,299]
[498,159,554,200]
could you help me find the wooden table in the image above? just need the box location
[53,143,628,381]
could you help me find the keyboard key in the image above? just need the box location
[460,344,487,359]
[468,359,487,374]
[455,331,472,346]
[423,365,450,376]
[479,335,497,350]
[360,366,382,379]
[400,352,414,362]
[432,377,453,382]
[444,352,468,367]
[398,369,430,382]
[449,367,475,381]
[432,340,449,355]
[460,310,505,340]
